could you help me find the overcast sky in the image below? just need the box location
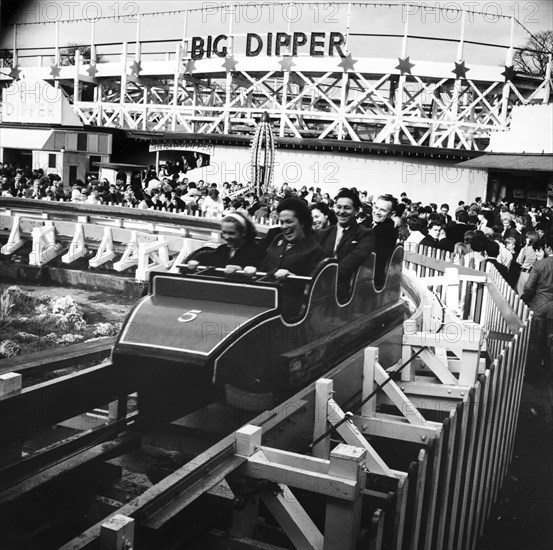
[1,1,552,67]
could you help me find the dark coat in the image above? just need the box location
[260,226,282,252]
[419,235,453,253]
[373,218,399,287]
[192,241,265,269]
[103,191,122,205]
[166,197,186,212]
[521,256,553,319]
[446,222,474,245]
[317,222,375,297]
[261,232,324,276]
[419,235,439,249]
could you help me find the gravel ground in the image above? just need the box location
[9,284,138,325]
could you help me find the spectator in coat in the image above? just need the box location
[522,236,553,378]
[317,188,375,301]
[371,194,399,288]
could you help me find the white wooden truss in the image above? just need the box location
[3,3,551,151]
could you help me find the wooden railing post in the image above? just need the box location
[323,444,366,550]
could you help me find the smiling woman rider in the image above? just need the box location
[310,201,337,231]
[261,197,324,280]
[189,210,265,269]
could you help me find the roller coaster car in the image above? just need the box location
[112,246,406,414]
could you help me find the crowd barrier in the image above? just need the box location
[0,198,273,281]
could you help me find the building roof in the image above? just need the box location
[125,130,482,161]
[458,153,553,172]
[93,162,149,169]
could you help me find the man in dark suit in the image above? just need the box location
[419,221,442,249]
[317,188,375,301]
[371,194,399,288]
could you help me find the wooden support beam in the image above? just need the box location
[374,363,427,426]
[0,363,130,447]
[0,373,22,467]
[353,413,442,444]
[261,484,323,550]
[231,425,263,539]
[444,267,460,313]
[62,223,88,263]
[100,514,134,550]
[0,337,114,378]
[1,433,140,508]
[313,378,333,459]
[29,221,63,266]
[396,380,471,399]
[401,321,417,382]
[243,448,359,501]
[392,472,409,549]
[323,444,366,550]
[236,425,262,457]
[1,214,24,254]
[0,372,22,395]
[89,227,115,268]
[403,327,482,352]
[142,453,247,530]
[417,348,459,385]
[362,347,378,418]
[327,399,394,478]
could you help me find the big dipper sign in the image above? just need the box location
[190,31,347,59]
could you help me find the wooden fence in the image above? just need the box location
[388,244,532,549]
[60,244,533,550]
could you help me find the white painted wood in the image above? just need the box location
[89,227,115,268]
[100,514,134,550]
[29,222,63,266]
[62,223,88,264]
[1,215,24,255]
[327,399,394,478]
[261,484,323,550]
[374,363,426,426]
[323,444,366,550]
[313,379,333,459]
[362,347,378,418]
[244,449,358,501]
[354,414,441,444]
[236,424,262,457]
[0,372,22,396]
[113,231,139,273]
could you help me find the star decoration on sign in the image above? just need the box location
[222,55,238,72]
[50,63,61,78]
[87,63,98,78]
[338,53,358,72]
[395,57,415,75]
[183,59,196,74]
[9,65,21,80]
[278,56,296,72]
[452,60,470,80]
[129,59,142,77]
[501,64,516,82]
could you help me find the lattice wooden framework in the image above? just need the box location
[1,2,552,150]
